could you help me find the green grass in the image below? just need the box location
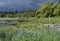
[12,28,60,41]
[39,17,60,24]
[0,27,60,41]
[18,16,60,24]
[0,16,60,41]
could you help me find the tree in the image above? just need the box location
[35,1,60,18]
[36,2,53,18]
[58,0,60,2]
[53,3,60,16]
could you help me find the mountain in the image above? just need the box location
[0,0,58,11]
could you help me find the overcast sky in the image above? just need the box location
[0,0,57,11]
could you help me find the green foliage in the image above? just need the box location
[12,28,60,41]
[53,2,60,16]
[0,16,60,41]
[36,2,60,18]
[58,0,60,2]
[0,1,60,41]
[36,2,53,18]
[0,27,60,41]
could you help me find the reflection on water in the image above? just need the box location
[0,22,17,26]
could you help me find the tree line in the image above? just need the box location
[0,10,34,17]
[36,0,60,18]
[0,0,60,18]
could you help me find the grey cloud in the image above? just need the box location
[0,0,57,11]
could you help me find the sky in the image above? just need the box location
[0,0,58,11]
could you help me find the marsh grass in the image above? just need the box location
[0,26,60,41]
[0,17,60,41]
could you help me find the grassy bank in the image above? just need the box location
[18,16,60,24]
[0,27,60,41]
[0,16,60,41]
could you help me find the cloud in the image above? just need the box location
[0,0,57,11]
[0,2,4,4]
[0,2,5,7]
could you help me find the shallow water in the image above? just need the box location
[0,22,16,26]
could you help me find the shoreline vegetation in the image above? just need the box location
[0,1,60,41]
